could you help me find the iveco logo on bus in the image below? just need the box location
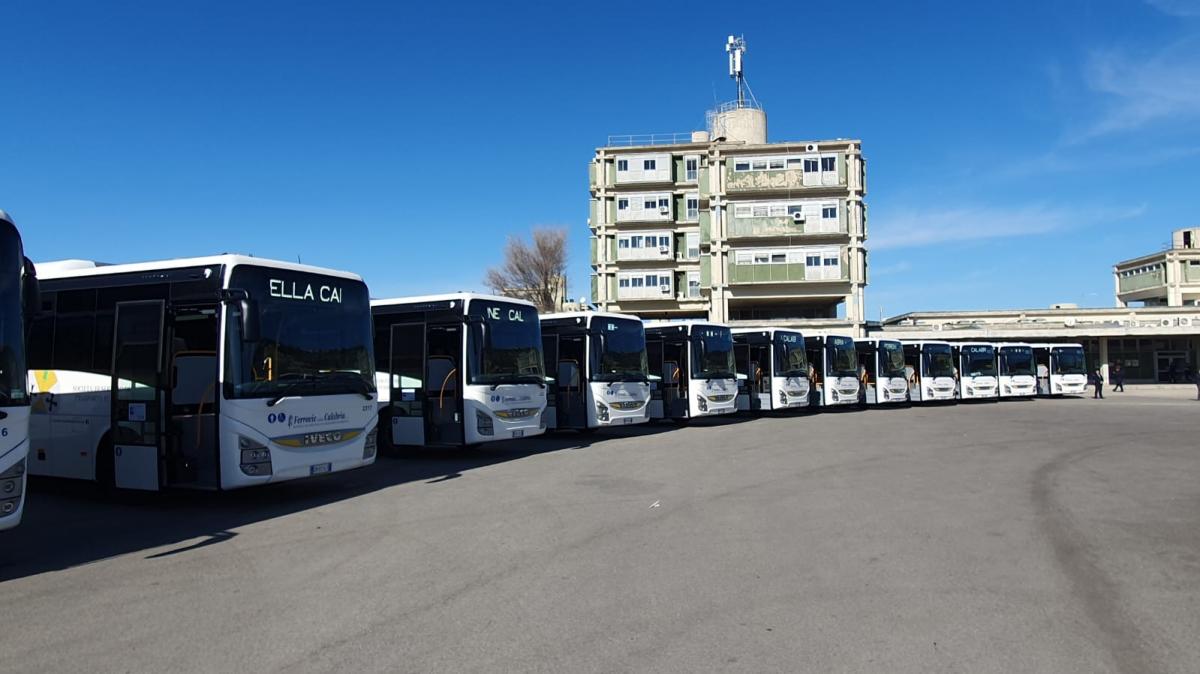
[270,279,343,303]
[303,431,344,446]
[486,307,524,322]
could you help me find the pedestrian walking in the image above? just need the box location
[1112,363,1125,392]
[1194,369,1200,401]
[1092,367,1104,399]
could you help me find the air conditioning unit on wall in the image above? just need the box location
[792,212,805,224]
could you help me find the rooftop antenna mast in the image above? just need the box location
[726,35,747,107]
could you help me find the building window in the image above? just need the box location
[804,158,819,173]
[752,160,768,170]
[617,159,628,171]
[821,156,836,172]
[618,198,628,210]
[685,156,699,181]
[643,199,657,210]
[734,160,751,172]
[687,271,701,298]
[822,205,837,219]
[618,238,629,249]
[686,194,699,220]
[644,159,656,171]
[686,233,700,259]
[787,158,803,167]
[788,205,804,216]
[734,205,752,217]
[768,158,785,170]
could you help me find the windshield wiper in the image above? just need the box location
[266,373,318,407]
[488,374,546,390]
[316,371,375,399]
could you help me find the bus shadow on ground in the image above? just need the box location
[0,430,651,583]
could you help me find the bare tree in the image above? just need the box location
[484,227,568,312]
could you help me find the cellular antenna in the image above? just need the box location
[726,35,747,106]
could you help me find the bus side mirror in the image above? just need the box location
[240,298,261,343]
[21,258,39,324]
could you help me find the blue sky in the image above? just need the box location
[3,0,1199,318]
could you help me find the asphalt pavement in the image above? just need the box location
[2,394,1198,673]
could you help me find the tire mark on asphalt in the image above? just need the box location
[1032,441,1166,674]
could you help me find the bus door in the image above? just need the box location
[1035,348,1051,395]
[862,346,878,404]
[805,342,823,406]
[662,338,687,418]
[111,300,165,490]
[555,333,588,428]
[425,324,463,446]
[747,343,769,411]
[734,341,752,411]
[540,334,558,429]
[165,305,219,488]
[903,345,921,401]
[389,322,427,446]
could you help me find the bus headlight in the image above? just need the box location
[595,401,610,422]
[0,460,22,516]
[238,436,273,476]
[476,410,494,436]
[363,429,377,459]
[696,396,708,412]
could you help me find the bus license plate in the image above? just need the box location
[623,417,633,425]
[512,430,524,438]
[310,463,332,475]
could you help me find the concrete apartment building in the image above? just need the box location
[588,38,868,334]
[1114,227,1200,308]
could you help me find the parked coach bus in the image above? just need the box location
[540,311,650,430]
[997,342,1037,398]
[902,341,957,402]
[643,321,737,421]
[1032,343,1088,396]
[1,211,37,528]
[28,255,378,491]
[804,335,860,407]
[732,328,811,412]
[953,342,999,400]
[372,293,546,449]
[854,338,908,406]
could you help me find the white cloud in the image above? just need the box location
[870,203,1146,251]
[1144,0,1200,17]
[1073,36,1200,141]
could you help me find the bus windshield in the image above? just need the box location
[593,317,648,382]
[963,345,996,377]
[467,300,545,386]
[224,266,376,399]
[0,225,28,406]
[879,341,906,377]
[774,332,808,377]
[925,344,956,378]
[829,336,858,378]
[1002,346,1035,376]
[1054,347,1087,375]
[692,326,735,379]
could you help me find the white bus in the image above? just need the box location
[996,342,1037,398]
[902,341,958,402]
[732,328,811,412]
[371,294,547,448]
[854,338,909,406]
[643,321,737,421]
[1032,343,1088,396]
[540,311,650,430]
[27,255,378,491]
[953,342,999,400]
[804,334,860,407]
[1,211,37,528]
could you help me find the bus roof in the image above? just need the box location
[370,292,537,310]
[1028,342,1084,349]
[643,320,727,333]
[541,310,641,324]
[34,254,364,282]
[731,327,804,337]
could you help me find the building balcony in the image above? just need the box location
[724,165,846,194]
[1118,270,1165,293]
[726,262,849,285]
[727,216,846,240]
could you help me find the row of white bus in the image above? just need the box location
[0,213,1090,531]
